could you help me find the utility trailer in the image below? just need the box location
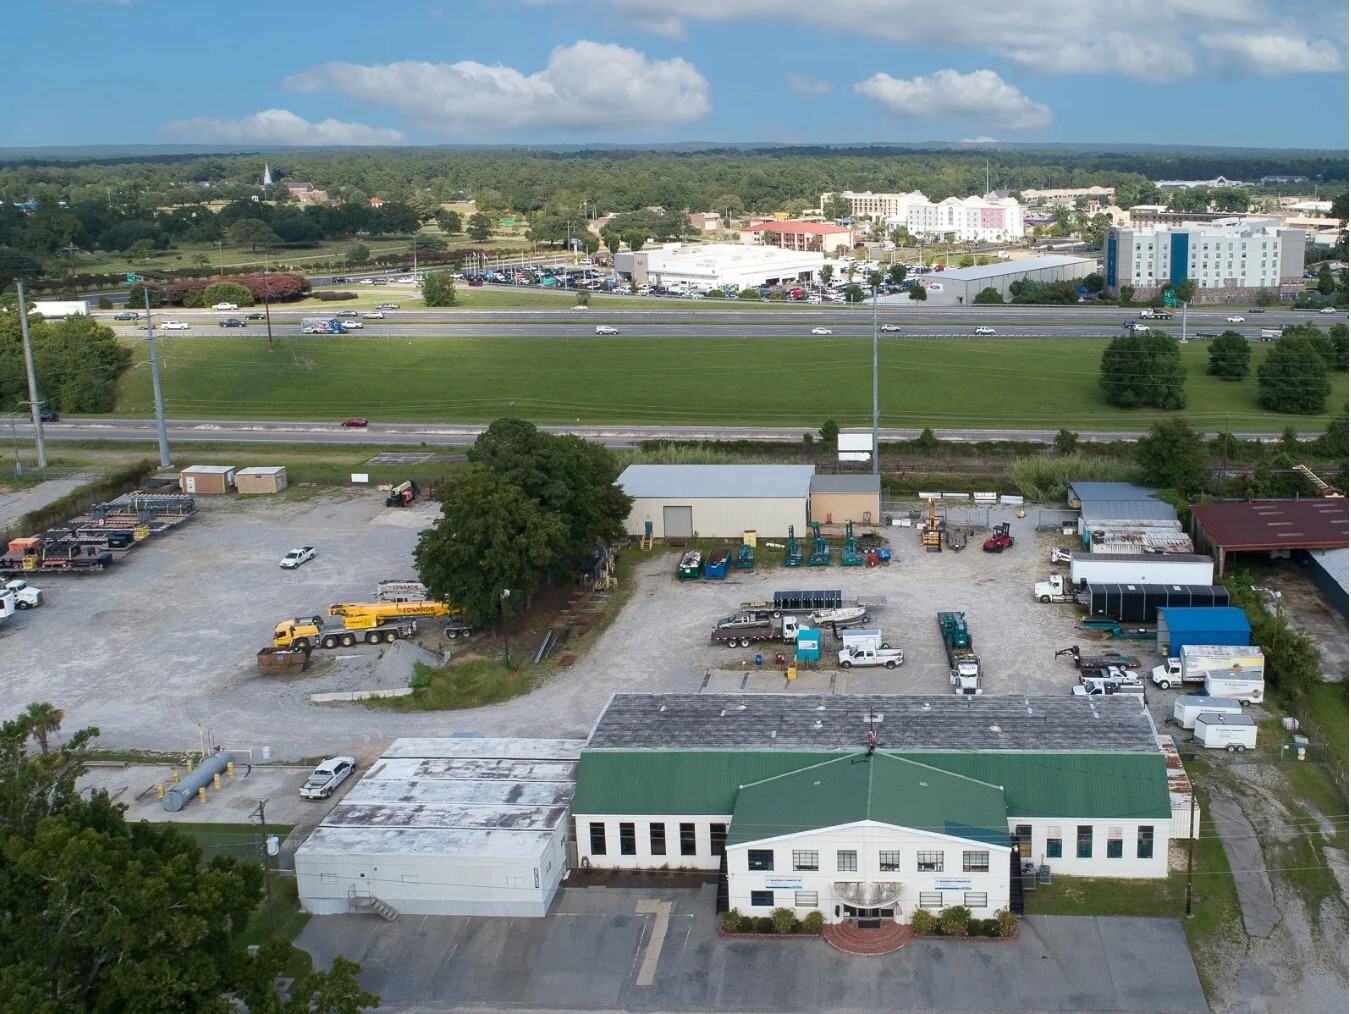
[1085,584,1230,623]
[1078,618,1158,640]
[740,590,842,616]
[710,612,806,647]
[1055,645,1142,671]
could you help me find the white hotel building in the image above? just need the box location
[823,190,1025,243]
[1105,220,1306,302]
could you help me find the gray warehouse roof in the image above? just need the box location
[926,255,1095,281]
[618,464,815,499]
[1081,499,1178,523]
[1069,481,1160,503]
[810,473,881,494]
[586,694,1161,754]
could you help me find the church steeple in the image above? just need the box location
[262,163,273,187]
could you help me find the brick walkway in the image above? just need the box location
[823,921,913,956]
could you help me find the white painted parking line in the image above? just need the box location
[634,899,671,986]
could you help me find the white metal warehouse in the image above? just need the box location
[296,737,583,918]
[617,464,814,540]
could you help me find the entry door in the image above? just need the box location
[185,475,196,493]
[663,505,693,539]
[844,904,894,929]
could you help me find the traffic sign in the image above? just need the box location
[1163,289,1176,308]
[127,273,136,283]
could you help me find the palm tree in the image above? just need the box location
[24,702,64,755]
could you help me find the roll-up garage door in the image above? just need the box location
[663,505,693,538]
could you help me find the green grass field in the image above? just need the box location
[112,333,1332,431]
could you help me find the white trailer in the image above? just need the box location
[1068,552,1214,587]
[1194,712,1258,751]
[31,299,91,319]
[1204,673,1265,705]
[840,628,894,651]
[1173,696,1243,730]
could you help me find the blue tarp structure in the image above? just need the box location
[1156,606,1252,655]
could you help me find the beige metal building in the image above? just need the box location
[809,474,881,525]
[178,465,235,494]
[617,464,813,540]
[235,466,288,494]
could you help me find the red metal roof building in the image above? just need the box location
[1190,499,1349,575]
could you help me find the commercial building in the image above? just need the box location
[913,255,1095,305]
[743,220,853,254]
[822,190,921,221]
[886,194,1025,244]
[1104,221,1306,302]
[616,464,813,540]
[1156,606,1252,656]
[572,694,1174,926]
[809,473,882,526]
[296,738,582,918]
[612,243,823,292]
[1190,500,1350,577]
[1020,187,1116,209]
[1306,548,1348,617]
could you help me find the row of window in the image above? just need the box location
[749,849,991,874]
[588,821,727,858]
[747,890,990,910]
[1017,825,1153,860]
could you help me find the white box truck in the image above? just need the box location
[31,299,91,319]
[1204,672,1265,705]
[1173,696,1243,729]
[1194,712,1258,751]
[1151,644,1264,690]
[1068,553,1214,587]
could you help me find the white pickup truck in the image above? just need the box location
[3,579,43,608]
[279,546,316,569]
[838,644,905,669]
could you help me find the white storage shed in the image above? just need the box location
[296,737,582,918]
[617,464,814,540]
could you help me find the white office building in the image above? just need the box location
[612,243,823,292]
[886,194,1025,243]
[1105,220,1306,301]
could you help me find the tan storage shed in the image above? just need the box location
[235,466,288,494]
[617,464,813,540]
[179,464,236,494]
[810,473,881,525]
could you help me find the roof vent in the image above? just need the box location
[989,722,1002,733]
[738,698,747,711]
[770,730,777,738]
[922,702,931,710]
[720,709,726,718]
[817,699,827,711]
[813,719,823,730]
[659,704,666,712]
[919,781,928,788]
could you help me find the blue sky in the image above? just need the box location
[5,0,1347,149]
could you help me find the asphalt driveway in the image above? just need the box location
[297,885,1208,1012]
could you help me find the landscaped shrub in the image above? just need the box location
[771,907,796,934]
[801,910,824,933]
[737,916,754,932]
[314,290,358,301]
[911,909,937,935]
[996,909,1018,937]
[721,909,742,933]
[755,917,775,934]
[939,905,971,937]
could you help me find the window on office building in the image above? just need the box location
[1138,826,1155,859]
[792,850,819,871]
[915,851,943,872]
[918,892,943,909]
[1107,827,1123,859]
[747,849,774,871]
[794,890,818,907]
[964,892,989,909]
[1046,827,1062,858]
[963,851,989,873]
[589,822,607,855]
[837,850,858,872]
[619,822,636,856]
[879,851,901,872]
[1077,826,1093,859]
[649,823,666,856]
[680,823,697,856]
[710,824,727,857]
[750,891,774,908]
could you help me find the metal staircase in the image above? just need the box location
[348,885,400,921]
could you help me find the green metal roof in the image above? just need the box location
[573,750,1172,822]
[727,753,1009,848]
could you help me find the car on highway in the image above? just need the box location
[340,320,363,330]
[1248,308,1265,313]
[160,320,190,330]
[212,302,238,311]
[595,325,619,335]
[299,756,356,799]
[246,312,264,320]
[1320,307,1338,314]
[358,278,375,285]
[467,280,484,286]
[341,418,368,428]
[218,318,245,328]
[335,310,359,317]
[113,311,139,321]
[810,327,833,335]
[1226,315,1245,323]
[974,326,996,336]
[39,411,59,423]
[880,324,900,332]
[362,311,385,319]
[332,276,348,284]
[571,304,589,310]
[376,302,399,310]
[279,546,316,569]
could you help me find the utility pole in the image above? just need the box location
[871,275,880,476]
[131,274,172,468]
[253,798,277,934]
[500,589,512,666]
[15,280,48,468]
[1179,300,1189,344]
[262,262,275,353]
[1184,789,1197,918]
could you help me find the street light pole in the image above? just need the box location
[15,280,48,469]
[500,589,512,666]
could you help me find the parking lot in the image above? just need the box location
[0,488,1271,760]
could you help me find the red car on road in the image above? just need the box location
[341,418,368,428]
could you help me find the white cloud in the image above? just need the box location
[557,0,1342,82]
[282,41,710,138]
[962,136,1000,143]
[159,109,407,146]
[787,74,831,95]
[1198,31,1345,75]
[854,69,1053,130]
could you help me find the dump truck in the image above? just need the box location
[937,611,982,695]
[739,590,842,616]
[1055,645,1142,671]
[711,611,807,647]
[1150,644,1265,690]
[273,614,417,649]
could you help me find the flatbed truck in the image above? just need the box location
[711,612,806,647]
[938,611,983,695]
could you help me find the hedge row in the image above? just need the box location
[8,460,160,542]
